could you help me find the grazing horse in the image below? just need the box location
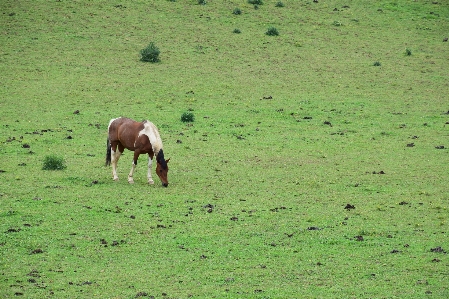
[105,117,169,187]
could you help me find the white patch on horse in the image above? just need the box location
[138,121,163,154]
[108,117,121,132]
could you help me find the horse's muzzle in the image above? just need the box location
[162,183,168,187]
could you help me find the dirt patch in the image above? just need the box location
[430,246,446,253]
[344,204,355,210]
[30,248,44,254]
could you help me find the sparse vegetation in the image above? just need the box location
[181,112,195,122]
[42,155,66,170]
[266,26,279,36]
[275,1,285,7]
[140,42,160,63]
[333,20,343,26]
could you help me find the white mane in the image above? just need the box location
[139,121,163,154]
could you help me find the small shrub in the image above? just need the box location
[275,1,285,7]
[405,48,412,56]
[266,27,279,36]
[198,0,206,5]
[43,155,66,170]
[181,112,195,123]
[233,8,242,15]
[233,28,241,34]
[248,0,263,4]
[373,61,381,66]
[333,20,342,26]
[140,42,160,63]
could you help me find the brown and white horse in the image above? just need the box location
[105,117,169,186]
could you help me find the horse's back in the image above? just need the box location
[109,117,150,150]
[108,117,140,139]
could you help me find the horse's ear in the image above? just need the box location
[166,158,170,163]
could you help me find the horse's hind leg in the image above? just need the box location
[111,143,123,181]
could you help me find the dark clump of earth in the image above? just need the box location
[307,226,320,230]
[355,235,364,241]
[344,204,355,210]
[430,246,446,253]
[203,203,214,213]
[135,292,154,298]
[30,248,43,254]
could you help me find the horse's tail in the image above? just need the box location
[105,138,111,166]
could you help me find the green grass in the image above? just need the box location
[1,0,449,298]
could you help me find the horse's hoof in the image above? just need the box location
[113,177,119,181]
[128,180,134,184]
[148,180,154,185]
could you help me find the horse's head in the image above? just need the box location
[156,152,170,187]
[156,159,169,187]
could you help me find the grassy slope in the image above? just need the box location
[1,0,448,298]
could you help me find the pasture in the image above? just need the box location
[1,0,448,298]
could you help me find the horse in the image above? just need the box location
[105,117,169,187]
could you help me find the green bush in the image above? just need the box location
[405,48,412,56]
[233,8,242,15]
[233,28,241,34]
[198,0,206,5]
[275,1,285,7]
[266,27,279,36]
[181,112,195,123]
[140,42,160,63]
[43,155,66,170]
[373,61,381,66]
[248,0,263,4]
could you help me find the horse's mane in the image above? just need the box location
[156,149,168,169]
[140,121,163,155]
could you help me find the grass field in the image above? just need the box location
[1,0,448,298]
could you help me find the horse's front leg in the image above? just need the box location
[147,154,154,185]
[128,151,140,184]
